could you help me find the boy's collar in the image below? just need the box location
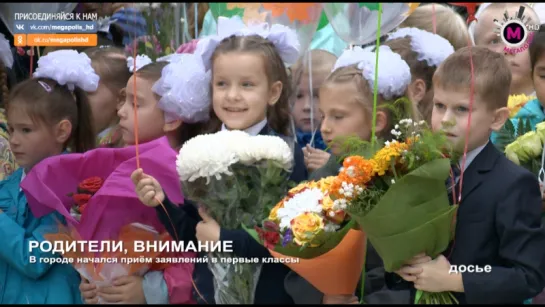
[458,141,488,172]
[221,118,268,136]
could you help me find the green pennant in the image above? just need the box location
[317,11,329,31]
[209,3,245,20]
[358,3,381,11]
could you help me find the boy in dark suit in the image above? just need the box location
[392,46,545,304]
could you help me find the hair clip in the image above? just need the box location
[38,80,52,92]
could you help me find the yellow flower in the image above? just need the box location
[518,131,543,160]
[536,122,545,143]
[372,141,410,176]
[291,212,325,247]
[505,142,521,165]
[508,94,535,118]
[317,176,336,191]
[269,200,284,222]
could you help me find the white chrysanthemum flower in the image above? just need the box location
[176,133,239,183]
[236,134,293,171]
[277,188,324,229]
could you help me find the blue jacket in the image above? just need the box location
[0,169,82,304]
[491,98,545,144]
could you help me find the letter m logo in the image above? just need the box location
[507,26,522,40]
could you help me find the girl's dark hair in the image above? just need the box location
[207,35,292,136]
[135,61,168,82]
[530,26,545,74]
[178,121,207,146]
[382,37,435,122]
[84,46,131,95]
[7,78,96,153]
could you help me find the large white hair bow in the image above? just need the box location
[334,46,412,100]
[0,34,13,69]
[33,49,99,92]
[195,16,300,70]
[127,54,153,72]
[152,53,211,123]
[387,27,454,67]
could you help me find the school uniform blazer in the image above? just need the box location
[156,125,308,304]
[387,141,545,304]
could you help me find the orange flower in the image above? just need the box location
[262,3,321,24]
[338,156,375,186]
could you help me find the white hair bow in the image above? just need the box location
[387,27,454,67]
[0,34,13,69]
[334,46,412,100]
[152,53,211,123]
[195,16,300,70]
[127,54,153,72]
[33,49,99,92]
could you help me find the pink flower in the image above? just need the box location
[176,39,199,54]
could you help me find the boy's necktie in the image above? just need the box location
[446,163,461,205]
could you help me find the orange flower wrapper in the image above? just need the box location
[269,229,366,295]
[44,222,173,284]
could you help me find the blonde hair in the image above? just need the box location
[400,4,470,50]
[433,46,511,110]
[290,49,337,98]
[322,65,416,139]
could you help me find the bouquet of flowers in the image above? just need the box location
[507,94,535,118]
[249,176,366,295]
[43,222,172,303]
[504,122,545,190]
[330,118,459,304]
[176,130,294,304]
[125,3,179,61]
[495,94,536,152]
[21,137,196,303]
[69,177,105,221]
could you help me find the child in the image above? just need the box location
[286,46,415,304]
[384,27,455,124]
[131,21,309,304]
[470,3,538,96]
[0,33,15,180]
[491,27,545,144]
[0,49,96,303]
[84,46,131,148]
[117,58,208,150]
[80,54,209,304]
[203,33,307,182]
[392,46,545,304]
[291,49,336,153]
[399,3,471,51]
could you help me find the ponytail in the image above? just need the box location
[72,87,96,152]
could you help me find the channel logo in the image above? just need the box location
[494,5,540,54]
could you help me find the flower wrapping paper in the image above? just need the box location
[21,136,184,241]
